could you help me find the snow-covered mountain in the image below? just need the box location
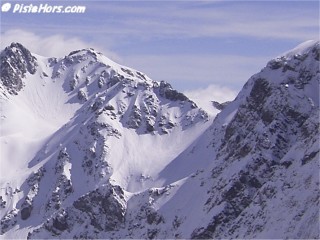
[0,40,319,239]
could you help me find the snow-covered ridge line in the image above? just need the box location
[279,40,319,59]
[0,40,319,239]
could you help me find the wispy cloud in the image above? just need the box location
[84,1,319,41]
[1,1,318,42]
[183,84,237,114]
[1,29,120,60]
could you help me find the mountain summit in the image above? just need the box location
[0,41,319,239]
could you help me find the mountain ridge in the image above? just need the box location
[0,40,319,239]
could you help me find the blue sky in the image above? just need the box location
[1,0,319,102]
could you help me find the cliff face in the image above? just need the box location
[190,40,319,239]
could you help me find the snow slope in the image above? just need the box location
[0,43,211,238]
[0,41,319,239]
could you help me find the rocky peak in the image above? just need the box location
[217,40,319,161]
[47,46,207,135]
[0,42,38,95]
[264,41,319,73]
[63,48,102,66]
[157,81,189,102]
[281,40,319,60]
[192,41,319,238]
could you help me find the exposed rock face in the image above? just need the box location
[191,40,320,239]
[29,184,126,239]
[158,81,189,102]
[0,42,37,94]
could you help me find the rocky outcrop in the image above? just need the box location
[191,41,320,239]
[29,184,126,238]
[0,42,37,94]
